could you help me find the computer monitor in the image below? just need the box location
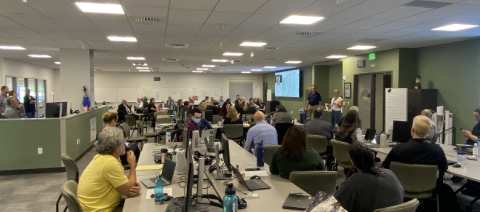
[206,105,213,111]
[392,121,412,143]
[203,110,213,122]
[45,102,67,118]
[221,133,232,171]
[364,128,376,141]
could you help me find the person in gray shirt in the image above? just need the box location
[334,142,404,212]
[4,97,26,119]
[422,109,437,141]
[306,105,333,143]
[0,86,9,114]
[270,105,292,126]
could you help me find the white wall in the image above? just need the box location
[94,72,263,102]
[2,58,58,103]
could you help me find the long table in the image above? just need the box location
[371,143,480,183]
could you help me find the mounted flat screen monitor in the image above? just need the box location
[275,69,301,97]
[46,102,67,118]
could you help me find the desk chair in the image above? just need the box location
[167,109,174,115]
[137,120,160,143]
[56,153,79,212]
[331,140,354,178]
[125,116,137,137]
[289,171,337,196]
[264,145,281,166]
[120,123,148,150]
[61,181,82,212]
[275,123,294,145]
[224,124,244,146]
[142,108,149,124]
[306,134,328,159]
[390,162,438,211]
[373,199,419,212]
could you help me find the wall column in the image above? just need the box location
[0,58,5,85]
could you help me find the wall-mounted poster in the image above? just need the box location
[344,82,351,98]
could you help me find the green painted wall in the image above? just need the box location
[328,65,344,99]
[399,48,418,89]
[0,119,61,170]
[417,38,480,144]
[313,65,329,104]
[263,66,313,120]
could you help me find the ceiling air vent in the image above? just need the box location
[403,1,451,9]
[295,31,318,37]
[219,65,228,67]
[165,43,190,48]
[260,47,280,51]
[129,16,161,25]
[154,77,161,81]
[266,58,283,61]
[163,59,179,62]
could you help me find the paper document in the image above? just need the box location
[136,164,163,171]
[241,171,268,177]
[146,188,172,199]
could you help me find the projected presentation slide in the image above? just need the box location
[275,69,300,97]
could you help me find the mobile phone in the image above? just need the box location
[460,128,463,131]
[245,168,260,171]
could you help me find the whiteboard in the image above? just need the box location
[384,88,408,132]
[195,88,222,99]
[117,88,143,102]
[95,87,117,102]
[170,88,193,101]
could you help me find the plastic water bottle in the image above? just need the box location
[474,144,478,161]
[256,141,264,167]
[166,129,172,148]
[477,138,480,157]
[223,184,238,212]
[173,110,177,119]
[209,130,214,147]
[154,175,164,205]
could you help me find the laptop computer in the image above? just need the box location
[232,167,270,191]
[282,193,313,210]
[140,158,176,188]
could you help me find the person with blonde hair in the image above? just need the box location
[224,107,242,125]
[382,115,448,171]
[198,102,207,111]
[244,102,257,114]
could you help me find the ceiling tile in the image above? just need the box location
[10,17,64,30]
[28,1,86,20]
[331,0,414,19]
[197,26,235,38]
[204,12,250,27]
[369,29,423,39]
[0,0,44,17]
[303,18,358,32]
[297,0,366,17]
[51,19,98,32]
[253,29,293,40]
[136,34,165,42]
[92,20,133,35]
[131,23,166,34]
[25,38,66,48]
[461,0,480,5]
[124,6,168,18]
[256,0,316,15]
[53,39,84,48]
[225,28,264,39]
[171,0,219,10]
[237,14,284,29]
[36,30,77,39]
[401,3,480,23]
[70,31,107,41]
[168,9,211,25]
[121,0,169,8]
[167,25,201,36]
[7,29,47,38]
[366,6,432,21]
[346,20,391,28]
[215,0,269,13]
[0,16,27,29]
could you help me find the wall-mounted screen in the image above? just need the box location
[274,69,300,97]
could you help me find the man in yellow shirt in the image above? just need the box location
[78,127,141,212]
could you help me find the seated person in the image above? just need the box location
[224,107,243,125]
[212,101,220,115]
[335,110,363,143]
[165,96,174,108]
[305,105,334,168]
[270,126,324,179]
[235,100,245,115]
[198,102,207,111]
[4,97,26,118]
[181,108,212,141]
[142,98,148,108]
[337,106,362,129]
[8,90,25,116]
[270,105,292,126]
[134,98,143,113]
[421,109,437,141]
[182,101,191,117]
[244,111,278,155]
[117,99,139,122]
[334,142,404,212]
[382,115,448,172]
[243,102,257,114]
[147,98,157,127]
[218,96,225,105]
[460,107,480,196]
[78,127,141,212]
[219,102,231,118]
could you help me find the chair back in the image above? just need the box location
[61,180,82,212]
[373,198,419,212]
[120,123,130,138]
[331,139,352,168]
[289,171,338,196]
[167,109,174,115]
[275,123,294,145]
[157,117,174,124]
[246,115,254,123]
[60,153,79,182]
[264,145,281,166]
[212,115,223,124]
[223,124,244,139]
[125,115,136,127]
[306,134,328,154]
[136,120,145,135]
[390,162,437,199]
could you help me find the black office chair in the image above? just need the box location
[275,123,294,145]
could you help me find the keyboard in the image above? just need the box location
[245,179,271,190]
[166,197,185,212]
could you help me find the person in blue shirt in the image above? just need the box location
[459,107,480,196]
[218,96,225,105]
[306,85,322,119]
[244,111,278,155]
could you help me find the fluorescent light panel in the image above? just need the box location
[196,68,208,71]
[127,57,145,60]
[240,42,267,47]
[280,15,324,25]
[251,69,262,72]
[136,67,150,69]
[285,61,302,64]
[223,52,243,56]
[432,24,479,31]
[139,70,150,72]
[202,65,215,67]
[326,55,348,59]
[54,62,61,64]
[0,45,25,50]
[192,71,203,73]
[241,71,251,74]
[347,45,376,50]
[75,2,124,14]
[28,54,51,58]
[107,36,137,42]
[212,59,229,62]
[264,66,276,68]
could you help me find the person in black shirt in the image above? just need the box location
[211,101,220,115]
[23,89,37,118]
[224,107,243,125]
[147,98,157,127]
[459,107,480,196]
[382,115,448,172]
[306,85,322,119]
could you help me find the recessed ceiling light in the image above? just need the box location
[197,68,209,71]
[264,66,276,68]
[107,36,137,42]
[139,70,150,72]
[241,71,251,74]
[0,45,25,50]
[28,54,51,58]
[285,61,302,64]
[240,42,267,47]
[223,52,243,56]
[192,71,203,73]
[202,65,215,67]
[326,55,348,59]
[280,15,324,25]
[432,24,479,31]
[136,67,150,69]
[54,61,61,65]
[347,45,377,50]
[75,2,124,14]
[212,59,229,62]
[251,69,262,71]
[127,57,145,60]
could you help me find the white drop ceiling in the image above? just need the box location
[0,0,479,73]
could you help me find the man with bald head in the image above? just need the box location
[244,111,278,154]
[382,115,448,171]
[117,99,139,123]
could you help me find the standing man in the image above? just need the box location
[306,85,322,119]
[244,111,278,155]
[0,86,9,114]
[117,99,139,122]
[218,96,225,105]
[23,89,37,118]
[165,96,174,108]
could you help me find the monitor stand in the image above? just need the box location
[213,144,231,180]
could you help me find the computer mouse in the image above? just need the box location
[250,175,261,180]
[452,163,462,168]
[237,195,247,209]
[164,195,173,201]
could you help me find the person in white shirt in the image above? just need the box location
[326,89,343,127]
[165,96,174,108]
[421,109,437,141]
[134,98,143,113]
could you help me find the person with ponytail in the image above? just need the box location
[334,142,404,212]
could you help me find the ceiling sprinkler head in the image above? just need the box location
[216,23,225,30]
